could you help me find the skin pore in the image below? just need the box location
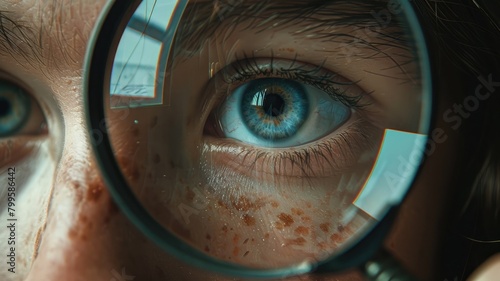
[0,0,498,280]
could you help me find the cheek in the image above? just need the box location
[101,100,385,269]
[0,137,58,276]
[106,126,375,269]
[163,189,372,268]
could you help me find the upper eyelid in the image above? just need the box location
[218,56,368,108]
[0,70,35,94]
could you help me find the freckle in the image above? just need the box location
[204,246,210,252]
[286,237,306,246]
[294,226,309,236]
[72,181,80,189]
[232,196,251,211]
[242,214,256,226]
[275,221,284,230]
[306,202,312,208]
[153,153,161,164]
[68,228,78,240]
[320,223,330,233]
[233,247,239,256]
[317,242,328,250]
[150,116,158,128]
[79,215,88,224]
[271,201,279,208]
[217,200,229,209]
[86,181,104,202]
[206,234,211,240]
[233,234,240,244]
[243,238,249,244]
[330,233,343,243]
[291,208,304,216]
[243,251,249,257]
[81,234,88,241]
[222,225,228,233]
[301,216,311,222]
[264,233,269,239]
[337,225,344,232]
[278,213,294,227]
[232,196,265,212]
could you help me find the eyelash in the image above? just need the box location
[204,119,375,181]
[222,54,368,109]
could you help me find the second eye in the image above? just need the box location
[217,78,351,148]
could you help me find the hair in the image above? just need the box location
[414,0,500,278]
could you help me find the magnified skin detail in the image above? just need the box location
[106,0,423,270]
[0,0,468,280]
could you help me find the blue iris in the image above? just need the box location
[219,78,350,148]
[0,82,30,137]
[241,78,308,140]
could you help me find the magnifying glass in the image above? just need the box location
[85,0,433,279]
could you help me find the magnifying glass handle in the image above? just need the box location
[361,248,419,281]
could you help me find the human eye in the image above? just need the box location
[0,75,47,168]
[204,57,374,177]
[214,58,356,145]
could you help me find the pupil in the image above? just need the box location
[0,97,11,118]
[263,94,285,117]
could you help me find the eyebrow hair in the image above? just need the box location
[0,10,44,68]
[172,0,411,59]
[0,4,88,74]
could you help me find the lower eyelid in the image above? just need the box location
[202,118,382,181]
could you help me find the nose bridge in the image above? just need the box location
[24,91,124,281]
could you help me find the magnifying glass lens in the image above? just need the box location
[91,0,431,274]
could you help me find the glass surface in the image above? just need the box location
[87,0,432,277]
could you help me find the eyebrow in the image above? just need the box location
[171,0,411,58]
[0,4,88,73]
[0,10,44,67]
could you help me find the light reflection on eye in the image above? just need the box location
[218,77,351,148]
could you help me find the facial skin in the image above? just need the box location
[0,0,498,280]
